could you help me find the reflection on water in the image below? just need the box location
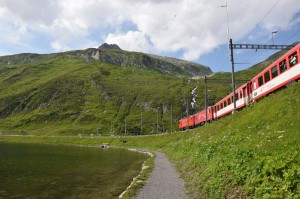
[0,142,147,198]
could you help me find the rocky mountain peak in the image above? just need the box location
[98,43,122,50]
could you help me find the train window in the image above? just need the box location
[271,66,278,78]
[224,101,227,107]
[279,60,287,73]
[258,76,263,87]
[227,98,231,105]
[289,52,298,67]
[235,93,239,100]
[239,91,242,99]
[264,71,270,83]
[221,103,223,109]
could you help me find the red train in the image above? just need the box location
[179,43,300,131]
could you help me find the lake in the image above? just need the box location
[0,142,148,198]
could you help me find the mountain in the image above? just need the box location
[0,46,213,136]
[0,44,213,78]
[69,44,213,77]
[98,43,122,50]
[0,43,288,136]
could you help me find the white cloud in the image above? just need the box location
[103,0,300,60]
[106,30,153,52]
[0,0,59,25]
[0,0,299,60]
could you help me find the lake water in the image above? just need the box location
[0,142,148,198]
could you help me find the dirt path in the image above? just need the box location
[134,151,188,199]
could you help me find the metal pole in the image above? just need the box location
[162,104,164,133]
[111,121,113,135]
[170,104,173,133]
[204,76,208,123]
[272,31,278,45]
[156,108,159,134]
[140,114,143,135]
[186,96,189,130]
[229,38,236,112]
[125,117,127,136]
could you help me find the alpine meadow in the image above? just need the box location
[1,44,300,198]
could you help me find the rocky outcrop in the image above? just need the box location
[78,47,213,77]
[0,44,213,77]
[98,43,122,50]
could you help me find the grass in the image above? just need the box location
[1,47,298,198]
[0,47,283,136]
[1,81,300,198]
[0,53,199,135]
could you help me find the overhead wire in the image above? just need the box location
[241,0,281,44]
[283,28,300,43]
[209,0,297,72]
[216,0,282,71]
[234,0,283,71]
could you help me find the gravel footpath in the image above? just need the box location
[134,151,188,199]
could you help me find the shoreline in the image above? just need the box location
[119,149,154,198]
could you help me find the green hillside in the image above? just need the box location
[0,50,207,136]
[122,81,300,199]
[0,46,290,136]
[2,80,299,198]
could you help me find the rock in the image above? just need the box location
[83,48,212,77]
[98,43,122,50]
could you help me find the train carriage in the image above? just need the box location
[178,42,300,131]
[213,82,251,119]
[188,115,195,128]
[179,115,196,130]
[194,107,213,126]
[179,117,189,131]
[251,44,300,101]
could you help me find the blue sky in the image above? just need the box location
[0,0,299,72]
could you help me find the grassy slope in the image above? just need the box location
[2,81,300,198]
[118,82,300,198]
[0,54,198,135]
[0,47,285,136]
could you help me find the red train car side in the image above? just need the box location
[178,42,300,131]
[178,115,196,131]
[178,117,189,131]
[194,107,213,126]
[213,82,251,119]
[251,44,300,101]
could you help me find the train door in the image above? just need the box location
[248,82,253,103]
[214,105,218,120]
[242,86,247,105]
[211,106,215,121]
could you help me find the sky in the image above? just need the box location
[0,0,299,72]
